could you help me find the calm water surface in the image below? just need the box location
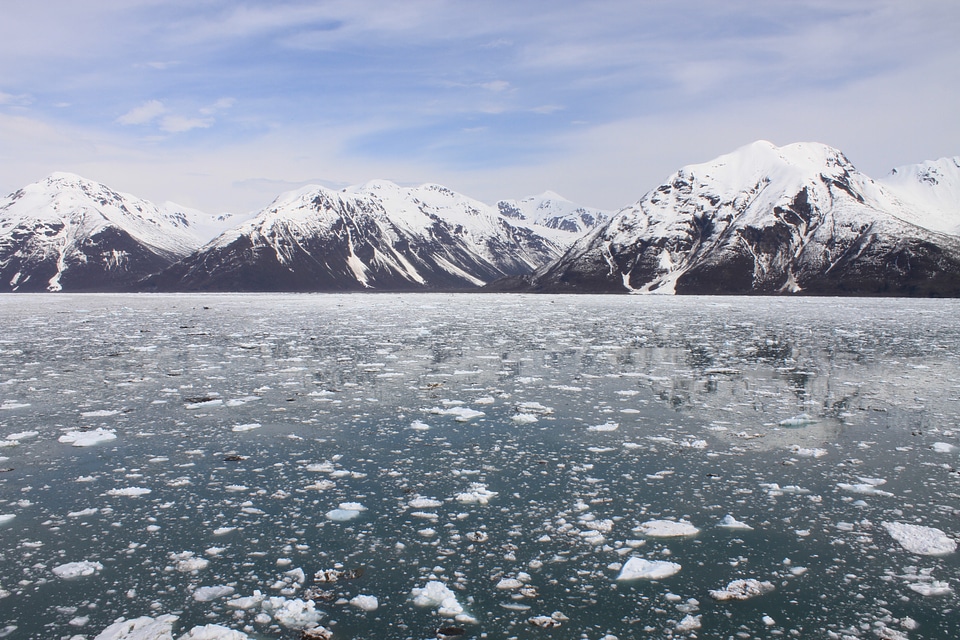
[0,293,958,639]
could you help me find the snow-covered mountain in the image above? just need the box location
[497,192,610,239]
[147,180,563,291]
[878,157,960,235]
[0,173,239,292]
[517,141,960,296]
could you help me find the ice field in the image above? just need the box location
[0,293,958,639]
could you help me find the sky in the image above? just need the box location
[1,0,958,215]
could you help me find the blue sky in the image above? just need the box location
[1,0,958,214]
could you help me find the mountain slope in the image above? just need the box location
[147,180,563,292]
[496,192,610,241]
[878,157,960,235]
[0,173,237,292]
[526,141,960,296]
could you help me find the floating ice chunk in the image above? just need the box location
[259,597,324,629]
[882,522,957,556]
[53,560,103,579]
[0,514,14,525]
[349,594,379,611]
[410,580,474,622]
[908,581,953,596]
[193,586,236,602]
[634,520,699,538]
[6,431,37,440]
[226,591,265,610]
[516,402,553,415]
[231,423,261,432]
[68,508,99,518]
[512,413,539,424]
[0,401,29,410]
[326,502,366,521]
[59,428,117,447]
[170,551,209,573]
[616,557,682,581]
[496,578,524,590]
[409,497,443,509]
[107,487,152,497]
[213,527,236,536]
[81,409,120,417]
[676,614,702,632]
[410,420,431,431]
[178,624,250,639]
[430,406,486,422]
[791,446,828,458]
[708,579,775,601]
[587,422,619,432]
[93,614,177,640]
[455,483,498,505]
[717,515,754,531]
[838,477,894,497]
[932,442,956,453]
[779,413,816,427]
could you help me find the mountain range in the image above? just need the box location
[1,141,958,295]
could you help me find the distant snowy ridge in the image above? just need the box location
[519,141,960,296]
[879,157,960,235]
[0,173,239,292]
[147,180,566,291]
[497,191,611,239]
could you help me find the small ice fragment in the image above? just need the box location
[231,423,261,432]
[325,503,365,521]
[106,487,152,497]
[932,442,956,453]
[213,527,236,536]
[779,413,816,427]
[410,420,431,431]
[408,497,443,509]
[882,522,957,556]
[53,561,103,579]
[81,409,120,418]
[349,594,379,611]
[259,596,323,629]
[676,614,702,632]
[68,508,99,518]
[708,579,775,601]
[0,514,15,525]
[512,414,539,424]
[717,515,754,531]
[634,520,700,538]
[616,557,682,581]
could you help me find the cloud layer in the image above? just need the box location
[1,0,958,214]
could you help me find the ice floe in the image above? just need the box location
[455,482,497,504]
[615,557,682,581]
[634,519,700,538]
[882,522,957,556]
[708,579,775,601]
[53,560,104,579]
[717,515,754,531]
[410,580,476,623]
[59,428,117,447]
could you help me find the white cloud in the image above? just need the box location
[117,100,166,126]
[160,115,212,133]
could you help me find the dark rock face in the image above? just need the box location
[0,221,178,292]
[521,142,960,297]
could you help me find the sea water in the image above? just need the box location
[0,293,957,639]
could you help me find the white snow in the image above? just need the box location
[616,557,682,581]
[882,522,957,556]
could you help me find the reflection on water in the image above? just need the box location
[0,293,958,639]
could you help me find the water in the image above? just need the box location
[0,293,958,639]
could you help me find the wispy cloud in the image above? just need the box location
[117,100,166,126]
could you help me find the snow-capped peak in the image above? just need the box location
[879,157,960,235]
